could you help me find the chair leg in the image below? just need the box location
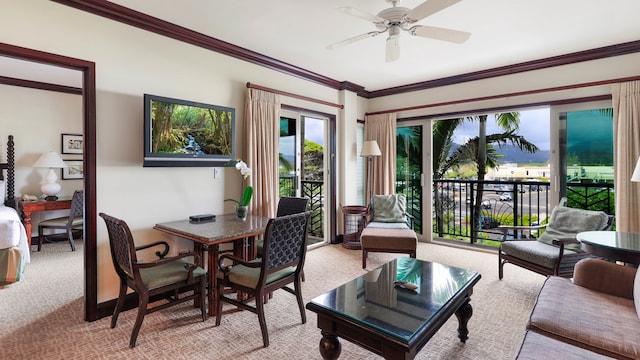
[215,283,224,326]
[198,276,207,322]
[38,226,43,251]
[294,277,307,324]
[256,293,269,347]
[111,281,127,329]
[67,227,76,251]
[362,250,367,269]
[498,251,504,280]
[129,292,149,348]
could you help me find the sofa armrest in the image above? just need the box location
[572,258,636,300]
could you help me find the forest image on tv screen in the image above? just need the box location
[151,99,233,156]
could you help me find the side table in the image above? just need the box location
[18,197,72,246]
[341,205,368,250]
[577,231,640,265]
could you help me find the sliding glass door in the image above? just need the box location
[554,101,614,213]
[279,110,328,247]
[397,125,423,234]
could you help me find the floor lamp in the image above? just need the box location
[361,140,382,206]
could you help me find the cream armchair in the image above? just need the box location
[498,198,613,279]
[361,194,417,269]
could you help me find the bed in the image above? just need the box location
[0,135,29,285]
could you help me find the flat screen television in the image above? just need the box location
[143,94,236,167]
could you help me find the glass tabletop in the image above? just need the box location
[308,257,480,342]
[577,231,640,253]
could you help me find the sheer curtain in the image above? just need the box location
[244,88,280,217]
[612,80,640,232]
[364,113,397,202]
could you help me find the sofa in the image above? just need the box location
[515,258,640,359]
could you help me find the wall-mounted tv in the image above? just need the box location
[143,94,236,167]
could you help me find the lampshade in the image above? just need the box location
[632,157,640,182]
[33,152,67,201]
[361,140,382,157]
[33,152,67,168]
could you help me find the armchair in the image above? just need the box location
[498,199,612,279]
[215,211,312,347]
[361,194,417,269]
[99,213,207,348]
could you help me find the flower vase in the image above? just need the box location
[235,205,248,221]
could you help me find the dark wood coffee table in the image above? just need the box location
[306,257,481,359]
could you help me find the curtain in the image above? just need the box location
[244,88,280,217]
[612,80,640,232]
[364,113,397,204]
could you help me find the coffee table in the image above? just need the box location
[306,257,481,359]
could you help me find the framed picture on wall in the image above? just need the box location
[61,133,83,155]
[62,160,83,180]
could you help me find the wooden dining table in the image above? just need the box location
[154,213,270,316]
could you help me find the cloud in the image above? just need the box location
[452,108,551,150]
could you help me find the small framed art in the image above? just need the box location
[61,134,83,155]
[62,160,83,180]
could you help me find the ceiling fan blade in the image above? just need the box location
[405,0,463,22]
[337,7,386,24]
[326,31,384,50]
[409,25,471,43]
[385,35,400,62]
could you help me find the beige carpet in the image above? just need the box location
[0,240,545,359]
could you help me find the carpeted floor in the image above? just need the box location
[0,240,545,359]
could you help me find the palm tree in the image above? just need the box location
[433,113,539,240]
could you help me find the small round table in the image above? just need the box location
[577,231,640,265]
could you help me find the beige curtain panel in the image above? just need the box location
[612,80,640,232]
[244,88,281,218]
[364,113,397,202]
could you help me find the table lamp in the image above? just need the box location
[33,151,67,201]
[361,140,382,206]
[632,157,640,183]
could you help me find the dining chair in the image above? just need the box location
[215,211,312,347]
[37,189,84,251]
[256,196,309,256]
[99,212,207,348]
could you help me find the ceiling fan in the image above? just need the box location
[327,0,470,62]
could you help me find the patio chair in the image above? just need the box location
[215,211,312,347]
[99,213,207,348]
[498,198,613,279]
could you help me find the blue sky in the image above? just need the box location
[452,108,551,150]
[282,108,551,153]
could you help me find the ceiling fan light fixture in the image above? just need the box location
[385,32,400,62]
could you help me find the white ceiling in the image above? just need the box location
[106,0,640,92]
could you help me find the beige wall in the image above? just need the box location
[0,0,354,302]
[2,1,639,304]
[0,84,83,223]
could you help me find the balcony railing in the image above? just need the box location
[281,176,614,247]
[433,179,614,246]
[279,176,323,238]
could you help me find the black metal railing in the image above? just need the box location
[279,176,324,238]
[396,177,423,233]
[281,176,615,247]
[433,179,615,246]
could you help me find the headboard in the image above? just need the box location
[0,135,15,208]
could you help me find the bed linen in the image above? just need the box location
[0,205,30,283]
